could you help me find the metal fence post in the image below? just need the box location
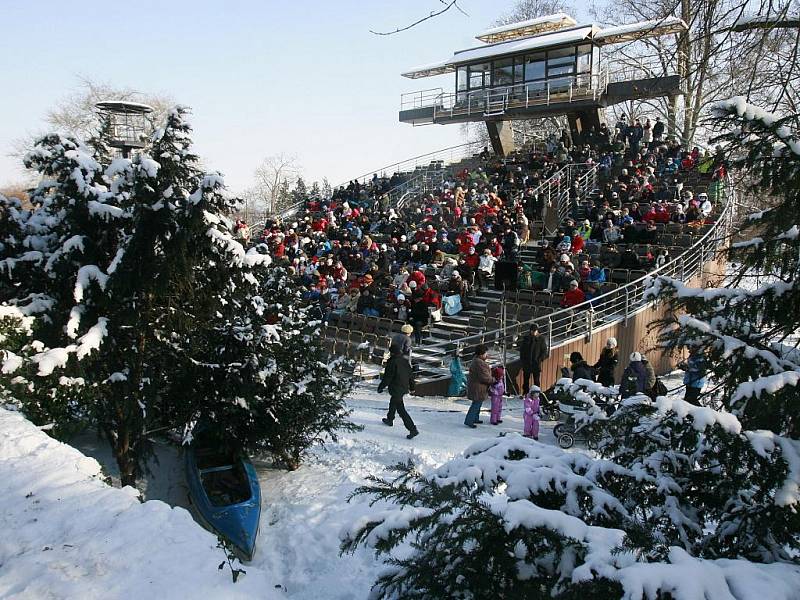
[699,244,706,287]
[679,256,685,281]
[547,316,553,353]
[624,288,630,326]
[587,309,594,342]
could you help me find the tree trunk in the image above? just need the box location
[677,0,692,143]
[113,425,138,488]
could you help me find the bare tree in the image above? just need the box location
[10,76,173,161]
[494,0,573,26]
[593,0,800,145]
[252,153,301,215]
[370,0,469,35]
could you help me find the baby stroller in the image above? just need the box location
[552,384,619,449]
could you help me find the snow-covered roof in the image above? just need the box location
[401,17,688,79]
[401,59,455,80]
[476,13,577,43]
[95,100,154,114]
[594,16,688,45]
[732,13,800,31]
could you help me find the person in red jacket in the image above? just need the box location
[463,246,480,271]
[561,280,586,308]
[422,286,441,309]
[408,270,427,288]
[570,234,585,255]
[457,231,474,255]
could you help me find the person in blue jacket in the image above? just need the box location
[681,348,707,406]
[447,349,467,397]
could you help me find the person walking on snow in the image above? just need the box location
[378,348,419,439]
[523,388,542,440]
[489,366,506,425]
[465,344,494,428]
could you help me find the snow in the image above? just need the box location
[594,16,687,42]
[477,13,576,39]
[73,264,109,303]
[655,395,742,434]
[734,13,800,27]
[0,406,272,599]
[76,318,108,360]
[448,26,595,66]
[3,384,800,599]
[732,371,800,404]
[712,97,800,157]
[138,156,161,178]
[87,200,128,221]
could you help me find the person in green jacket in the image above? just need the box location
[378,348,419,439]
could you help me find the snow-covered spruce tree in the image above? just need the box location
[341,433,800,599]
[0,107,355,485]
[341,101,800,598]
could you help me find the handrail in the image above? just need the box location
[419,176,737,358]
[334,141,484,189]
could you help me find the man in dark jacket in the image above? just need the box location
[519,323,549,394]
[378,348,419,439]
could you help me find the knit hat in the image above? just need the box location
[630,352,642,362]
[401,324,414,334]
[606,337,618,348]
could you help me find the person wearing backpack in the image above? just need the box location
[620,352,648,398]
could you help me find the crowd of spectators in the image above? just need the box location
[244,114,727,347]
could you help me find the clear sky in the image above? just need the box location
[0,0,587,194]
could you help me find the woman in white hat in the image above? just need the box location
[592,337,618,386]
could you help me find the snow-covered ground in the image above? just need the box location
[0,384,569,599]
[7,374,799,600]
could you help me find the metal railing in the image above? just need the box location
[417,178,737,365]
[334,141,485,189]
[401,72,609,121]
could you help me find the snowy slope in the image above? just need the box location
[0,407,272,600]
[4,380,800,599]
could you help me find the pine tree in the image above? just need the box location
[321,177,333,200]
[291,176,308,208]
[0,107,355,486]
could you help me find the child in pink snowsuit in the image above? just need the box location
[523,389,541,440]
[489,366,506,425]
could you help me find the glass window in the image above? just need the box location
[524,53,545,81]
[548,64,575,77]
[457,66,468,92]
[468,63,490,89]
[548,47,575,60]
[547,47,575,79]
[577,45,592,74]
[492,57,514,87]
[513,57,525,83]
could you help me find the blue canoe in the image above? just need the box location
[185,442,262,561]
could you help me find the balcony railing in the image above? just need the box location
[400,71,609,121]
